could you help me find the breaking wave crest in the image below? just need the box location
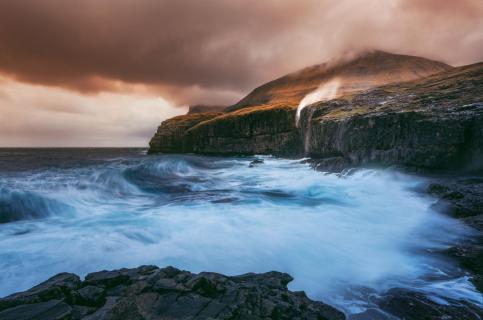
[0,151,481,318]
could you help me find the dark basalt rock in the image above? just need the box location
[301,63,483,172]
[148,113,222,154]
[0,266,345,320]
[249,159,264,167]
[0,272,81,311]
[426,177,483,292]
[0,300,73,320]
[185,105,303,157]
[428,178,483,220]
[379,288,483,320]
[148,62,483,174]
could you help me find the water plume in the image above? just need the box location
[296,78,341,126]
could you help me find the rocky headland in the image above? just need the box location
[146,50,483,319]
[148,51,482,173]
[5,51,481,319]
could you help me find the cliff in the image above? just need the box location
[149,51,453,158]
[185,105,302,156]
[149,60,482,172]
[148,112,222,154]
[301,62,483,171]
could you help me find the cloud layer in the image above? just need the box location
[0,0,482,146]
[1,0,482,105]
[0,77,183,147]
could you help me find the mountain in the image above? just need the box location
[182,62,482,170]
[148,51,482,173]
[226,50,452,112]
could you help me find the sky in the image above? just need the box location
[0,0,482,147]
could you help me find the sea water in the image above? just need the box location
[0,149,480,317]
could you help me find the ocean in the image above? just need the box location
[0,148,480,317]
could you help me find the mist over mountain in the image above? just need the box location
[227,50,452,112]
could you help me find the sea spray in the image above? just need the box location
[295,78,341,126]
[0,150,480,316]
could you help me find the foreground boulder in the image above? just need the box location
[0,266,345,320]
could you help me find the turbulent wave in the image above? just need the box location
[0,149,480,318]
[0,189,73,223]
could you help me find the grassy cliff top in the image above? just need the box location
[310,62,483,122]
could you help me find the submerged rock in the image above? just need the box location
[249,158,264,167]
[0,266,345,320]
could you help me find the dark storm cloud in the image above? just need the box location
[0,0,316,97]
[0,0,482,105]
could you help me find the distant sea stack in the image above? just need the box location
[148,51,483,171]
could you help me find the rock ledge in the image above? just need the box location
[0,265,345,320]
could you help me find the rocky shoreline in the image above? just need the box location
[0,266,345,320]
[426,176,483,294]
[145,54,483,318]
[0,168,481,320]
[6,52,480,319]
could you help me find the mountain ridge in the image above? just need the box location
[225,50,452,112]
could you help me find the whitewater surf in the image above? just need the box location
[0,149,480,318]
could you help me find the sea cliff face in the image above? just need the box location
[185,105,302,156]
[149,62,482,172]
[148,112,221,154]
[300,63,483,171]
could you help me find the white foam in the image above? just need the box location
[0,156,480,315]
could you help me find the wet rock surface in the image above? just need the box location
[355,174,483,319]
[426,176,483,292]
[0,266,345,320]
[379,288,482,320]
[248,158,264,168]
